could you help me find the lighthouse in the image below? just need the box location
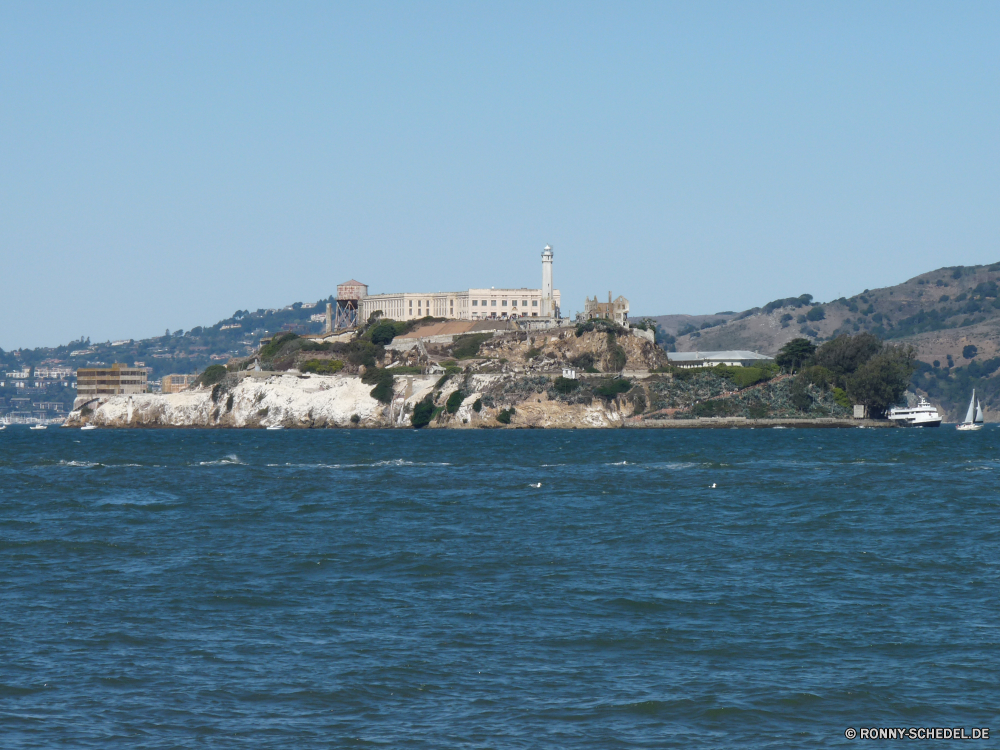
[541,245,554,317]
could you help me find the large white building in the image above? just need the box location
[359,247,561,323]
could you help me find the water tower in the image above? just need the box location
[331,280,368,331]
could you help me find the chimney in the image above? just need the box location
[326,302,333,334]
[608,291,612,304]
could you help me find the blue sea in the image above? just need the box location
[2,426,999,748]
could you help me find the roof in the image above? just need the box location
[668,350,773,362]
[338,279,367,286]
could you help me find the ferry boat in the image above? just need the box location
[888,397,942,427]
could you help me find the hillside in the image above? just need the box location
[645,262,1000,420]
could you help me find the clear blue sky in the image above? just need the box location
[2,2,999,349]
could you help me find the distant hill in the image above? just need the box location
[643,262,1000,420]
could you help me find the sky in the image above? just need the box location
[2,2,999,350]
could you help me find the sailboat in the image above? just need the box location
[957,390,985,431]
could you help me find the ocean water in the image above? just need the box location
[2,426,999,748]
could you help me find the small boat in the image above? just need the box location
[81,424,97,431]
[888,397,942,427]
[0,424,6,431]
[957,390,985,431]
[266,425,284,431]
[30,424,47,431]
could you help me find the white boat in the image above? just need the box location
[266,425,284,431]
[957,390,985,431]
[888,397,942,427]
[0,424,6,431]
[81,424,98,431]
[30,424,48,431]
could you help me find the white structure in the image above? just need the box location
[358,249,561,323]
[541,245,554,317]
[667,351,773,368]
[561,367,577,380]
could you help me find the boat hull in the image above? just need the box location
[956,423,983,431]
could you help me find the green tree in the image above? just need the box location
[846,345,916,418]
[812,333,883,384]
[411,397,435,428]
[963,344,978,360]
[775,338,816,372]
[446,390,465,413]
[805,306,826,321]
[369,323,397,346]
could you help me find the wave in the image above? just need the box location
[198,454,243,466]
[57,460,100,468]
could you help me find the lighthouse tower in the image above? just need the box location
[541,245,554,317]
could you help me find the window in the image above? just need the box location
[512,300,517,307]
[502,300,507,307]
[491,300,496,307]
[532,300,538,307]
[522,300,527,306]
[472,300,478,306]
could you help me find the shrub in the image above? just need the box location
[806,306,826,321]
[472,398,482,413]
[790,377,813,411]
[198,364,228,386]
[595,379,632,399]
[350,414,360,424]
[446,390,465,413]
[259,333,298,360]
[411,397,434,428]
[832,387,851,408]
[496,407,515,424]
[300,359,344,374]
[963,345,978,360]
[362,368,394,404]
[692,399,734,417]
[452,333,493,359]
[525,347,542,359]
[368,323,397,346]
[553,376,580,394]
[570,352,595,370]
[225,393,234,411]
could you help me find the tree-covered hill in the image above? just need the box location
[643,262,1000,420]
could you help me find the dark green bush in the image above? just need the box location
[446,390,465,413]
[496,407,514,424]
[259,333,298,360]
[472,398,482,412]
[411,397,434,428]
[595,379,632,399]
[806,306,826,321]
[362,368,394,404]
[525,347,542,359]
[300,359,344,374]
[452,333,493,359]
[368,323,397,346]
[553,376,580,394]
[570,352,595,370]
[350,414,360,424]
[199,364,228,386]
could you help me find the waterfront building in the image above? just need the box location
[76,363,148,399]
[161,374,197,393]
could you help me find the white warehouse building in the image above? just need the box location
[359,247,561,323]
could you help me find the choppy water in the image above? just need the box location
[2,426,999,748]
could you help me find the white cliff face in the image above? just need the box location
[68,373,434,429]
[66,371,629,429]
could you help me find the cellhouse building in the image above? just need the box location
[358,246,561,323]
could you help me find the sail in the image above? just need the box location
[963,391,976,425]
[976,400,984,424]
